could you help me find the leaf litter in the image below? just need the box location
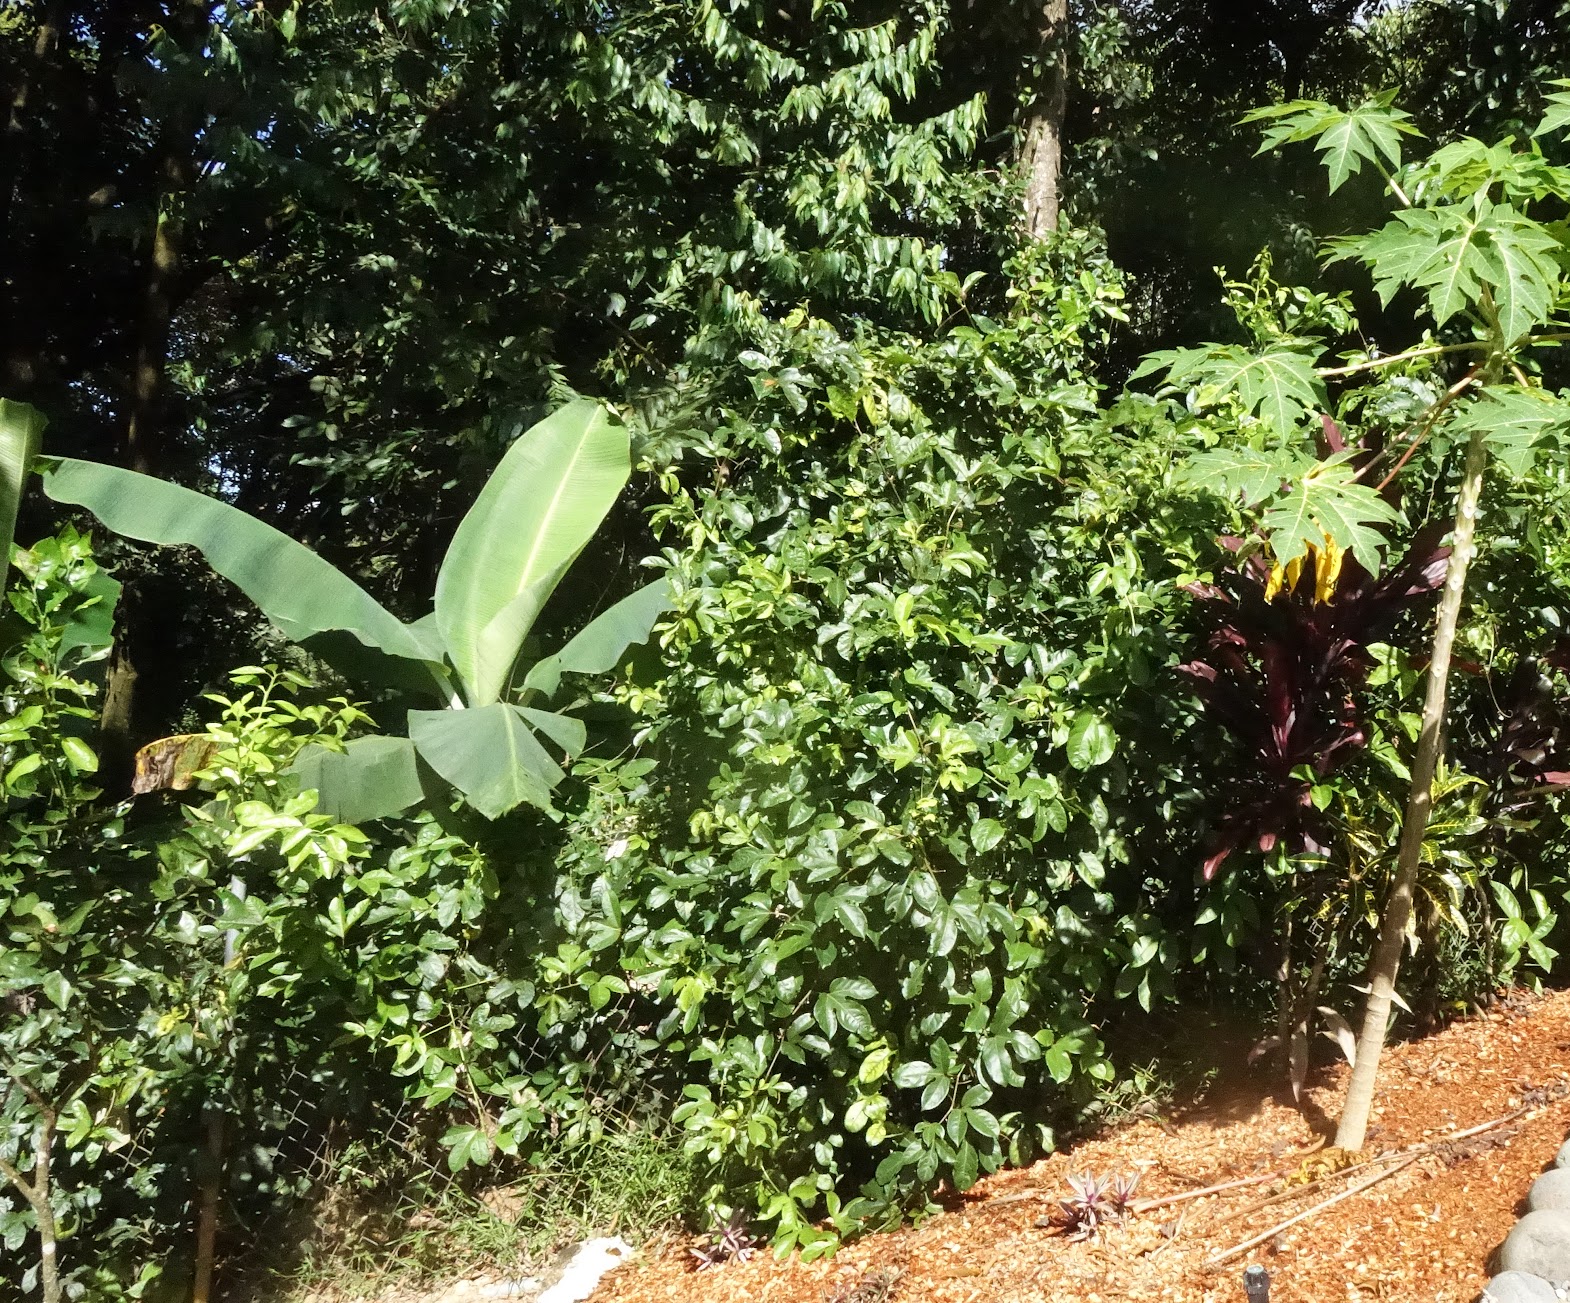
[599,987,1570,1303]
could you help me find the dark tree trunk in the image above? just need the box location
[0,2,65,397]
[101,0,214,788]
[122,202,184,474]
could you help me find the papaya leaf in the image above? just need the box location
[1152,344,1323,437]
[1451,387,1570,478]
[1243,93,1418,192]
[1331,201,1560,345]
[1178,447,1295,506]
[1534,80,1570,137]
[1260,456,1401,572]
[1476,209,1562,346]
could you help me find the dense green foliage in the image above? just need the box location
[9,0,1570,1298]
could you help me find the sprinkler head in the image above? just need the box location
[1243,1265,1270,1302]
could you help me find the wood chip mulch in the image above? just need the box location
[600,987,1570,1303]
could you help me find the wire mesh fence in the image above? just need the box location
[216,989,688,1294]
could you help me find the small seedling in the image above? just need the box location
[1056,1169,1142,1240]
[689,1207,758,1270]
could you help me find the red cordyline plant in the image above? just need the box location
[1179,502,1449,880]
[1462,645,1570,807]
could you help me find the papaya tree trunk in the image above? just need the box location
[1020,0,1068,237]
[1334,418,1490,1151]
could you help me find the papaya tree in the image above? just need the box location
[1141,89,1570,1148]
[28,398,668,823]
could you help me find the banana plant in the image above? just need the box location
[38,399,669,822]
[0,399,46,600]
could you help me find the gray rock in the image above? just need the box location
[1532,1170,1570,1212]
[1499,1210,1570,1281]
[1556,1136,1570,1170]
[1482,1271,1560,1303]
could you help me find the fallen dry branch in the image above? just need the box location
[1204,1156,1420,1269]
[1213,1104,1533,1229]
[1213,1154,1402,1227]
[1129,1171,1277,1214]
[984,1101,1535,1226]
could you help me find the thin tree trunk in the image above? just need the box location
[192,1108,225,1303]
[1020,0,1068,237]
[122,0,214,470]
[1334,420,1490,1151]
[0,1083,61,1303]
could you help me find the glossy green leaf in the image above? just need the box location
[60,736,98,775]
[41,458,440,665]
[1066,713,1116,770]
[435,400,629,706]
[0,399,45,598]
[57,568,121,665]
[969,818,1005,854]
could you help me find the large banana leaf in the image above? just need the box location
[0,400,45,597]
[523,577,671,698]
[435,401,629,707]
[291,735,425,825]
[42,458,443,667]
[408,703,568,819]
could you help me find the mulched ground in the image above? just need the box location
[598,987,1570,1303]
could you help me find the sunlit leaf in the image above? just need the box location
[435,400,629,706]
[522,577,671,697]
[1450,386,1570,477]
[42,458,441,667]
[1243,93,1419,192]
